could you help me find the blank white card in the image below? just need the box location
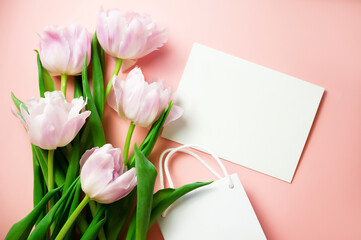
[162,43,324,182]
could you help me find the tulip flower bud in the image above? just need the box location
[80,144,137,204]
[12,91,90,150]
[39,23,91,76]
[107,67,183,127]
[96,9,168,71]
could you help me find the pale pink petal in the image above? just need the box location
[93,168,137,204]
[11,106,27,129]
[13,91,90,149]
[117,18,148,59]
[19,104,31,130]
[122,67,146,120]
[107,9,128,57]
[27,114,58,149]
[107,88,117,112]
[120,59,137,72]
[97,9,128,58]
[96,9,167,60]
[107,148,124,178]
[80,145,115,198]
[108,75,122,113]
[133,84,160,127]
[164,104,183,125]
[39,26,70,76]
[80,147,99,168]
[96,10,111,55]
[79,144,138,204]
[138,27,168,58]
[58,111,90,147]
[68,97,87,119]
[65,24,91,75]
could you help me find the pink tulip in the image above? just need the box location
[80,144,137,204]
[96,9,168,71]
[12,91,90,150]
[108,67,183,127]
[39,23,91,76]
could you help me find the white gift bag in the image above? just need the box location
[157,145,267,240]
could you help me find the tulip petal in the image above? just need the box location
[27,114,58,149]
[120,59,137,72]
[11,106,27,129]
[108,75,122,113]
[13,91,90,150]
[122,68,146,120]
[39,26,70,76]
[118,18,148,59]
[80,147,115,199]
[96,9,167,60]
[80,147,98,168]
[133,84,160,127]
[108,148,124,178]
[93,168,137,204]
[96,10,110,55]
[65,24,91,75]
[164,104,183,125]
[108,9,128,57]
[39,24,90,75]
[58,111,90,147]
[68,97,87,119]
[138,27,168,58]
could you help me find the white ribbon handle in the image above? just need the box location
[158,144,234,217]
[159,144,234,190]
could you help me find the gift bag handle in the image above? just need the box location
[159,144,234,190]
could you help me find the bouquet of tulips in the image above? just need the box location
[6,8,210,240]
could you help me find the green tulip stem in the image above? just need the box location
[61,74,68,97]
[104,58,122,101]
[55,195,90,240]
[48,149,55,234]
[123,122,135,164]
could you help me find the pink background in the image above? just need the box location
[1,0,361,239]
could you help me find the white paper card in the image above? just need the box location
[158,174,267,240]
[162,43,324,182]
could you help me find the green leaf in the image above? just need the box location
[81,206,107,240]
[74,76,83,98]
[51,180,81,239]
[76,214,90,236]
[36,50,55,97]
[134,145,157,240]
[36,51,46,97]
[11,92,26,112]
[105,188,136,240]
[31,145,46,226]
[31,145,45,208]
[63,179,82,240]
[98,43,105,72]
[5,186,62,240]
[28,178,79,240]
[63,136,80,192]
[128,103,173,168]
[42,68,55,92]
[33,145,49,188]
[82,52,106,147]
[91,32,105,120]
[149,181,212,228]
[54,149,68,178]
[79,124,94,154]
